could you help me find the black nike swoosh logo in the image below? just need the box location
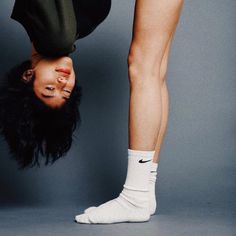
[139,159,151,163]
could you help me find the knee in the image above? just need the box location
[127,43,162,85]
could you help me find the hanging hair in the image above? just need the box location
[0,60,83,168]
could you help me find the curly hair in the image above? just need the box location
[0,60,83,168]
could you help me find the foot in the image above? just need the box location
[75,149,156,224]
[83,170,158,216]
[83,191,157,216]
[75,188,150,224]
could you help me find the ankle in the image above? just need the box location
[120,187,149,208]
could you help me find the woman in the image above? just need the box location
[75,0,185,224]
[0,0,111,168]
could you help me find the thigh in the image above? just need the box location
[130,0,184,66]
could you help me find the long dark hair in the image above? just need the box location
[0,60,82,168]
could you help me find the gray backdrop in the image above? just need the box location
[0,0,235,224]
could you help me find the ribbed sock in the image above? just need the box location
[83,161,159,216]
[75,148,155,224]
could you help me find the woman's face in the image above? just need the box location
[33,56,76,108]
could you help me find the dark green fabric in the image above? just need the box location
[11,0,111,57]
[11,0,77,57]
[72,0,111,39]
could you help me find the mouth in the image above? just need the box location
[55,67,71,75]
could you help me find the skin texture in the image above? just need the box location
[127,0,184,163]
[153,32,174,163]
[22,45,76,108]
[32,56,75,108]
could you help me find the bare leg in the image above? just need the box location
[75,0,184,224]
[148,32,177,216]
[153,31,176,163]
[81,18,179,220]
[128,0,184,153]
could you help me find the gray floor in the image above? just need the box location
[0,203,235,236]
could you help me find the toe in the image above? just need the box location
[75,213,91,224]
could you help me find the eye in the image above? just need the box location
[63,89,71,94]
[46,87,55,91]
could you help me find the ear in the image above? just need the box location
[21,69,34,83]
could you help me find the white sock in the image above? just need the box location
[75,148,155,224]
[149,162,158,215]
[83,161,159,216]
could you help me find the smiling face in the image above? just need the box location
[32,57,76,108]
